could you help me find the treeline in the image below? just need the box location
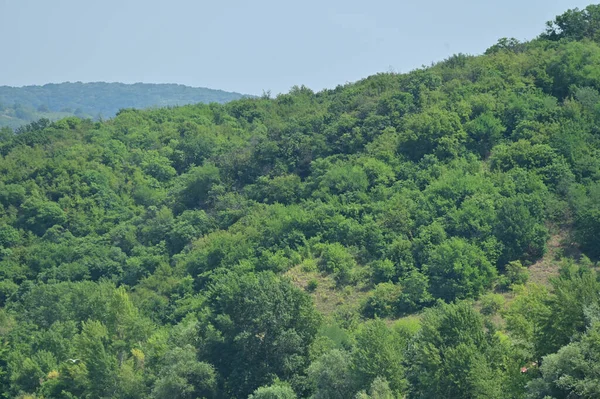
[1,5,600,398]
[0,82,247,129]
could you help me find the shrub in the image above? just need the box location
[480,293,505,315]
[307,279,319,292]
[362,282,402,318]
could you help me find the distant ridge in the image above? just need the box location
[0,81,248,129]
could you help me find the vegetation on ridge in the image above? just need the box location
[2,4,600,398]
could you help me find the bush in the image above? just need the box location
[362,282,402,318]
[0,225,20,248]
[371,259,396,283]
[249,380,297,399]
[397,271,433,314]
[425,237,497,301]
[317,243,357,285]
[480,293,505,315]
[504,260,529,288]
[301,258,319,272]
[307,279,319,292]
[0,280,18,306]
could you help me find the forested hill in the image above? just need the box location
[2,5,600,399]
[0,82,247,129]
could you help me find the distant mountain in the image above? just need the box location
[0,82,248,129]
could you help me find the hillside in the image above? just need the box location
[0,82,247,129]
[2,5,600,399]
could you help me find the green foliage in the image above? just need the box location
[352,319,407,395]
[355,377,396,399]
[248,380,297,399]
[362,282,402,318]
[183,230,254,281]
[479,293,505,316]
[406,302,505,399]
[502,283,551,359]
[425,237,497,301]
[465,112,505,158]
[315,161,369,196]
[170,164,221,212]
[1,6,600,397]
[398,107,466,161]
[316,243,357,285]
[500,260,529,289]
[0,225,19,248]
[543,4,600,42]
[570,182,600,259]
[546,41,600,99]
[491,140,574,187]
[538,263,600,356]
[528,316,600,398]
[151,345,216,399]
[397,271,433,314]
[20,198,67,236]
[306,279,319,292]
[308,349,357,399]
[204,272,320,397]
[494,194,548,266]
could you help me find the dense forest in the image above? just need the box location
[0,82,246,129]
[2,5,600,398]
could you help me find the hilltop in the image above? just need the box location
[1,5,600,399]
[0,81,247,129]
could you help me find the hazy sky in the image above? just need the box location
[0,0,595,95]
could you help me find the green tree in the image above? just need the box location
[528,316,600,398]
[352,319,407,395]
[406,302,504,399]
[571,182,600,259]
[543,4,600,42]
[204,272,320,397]
[355,377,396,399]
[74,320,118,398]
[465,112,505,158]
[151,345,217,399]
[308,349,358,399]
[248,380,297,399]
[398,107,466,161]
[20,198,67,236]
[494,195,548,266]
[425,237,497,301]
[170,164,220,213]
[316,242,358,285]
[538,263,600,356]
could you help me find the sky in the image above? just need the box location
[0,0,595,96]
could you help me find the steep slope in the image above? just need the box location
[1,5,600,399]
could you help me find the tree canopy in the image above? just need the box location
[1,5,600,398]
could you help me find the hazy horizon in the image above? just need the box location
[0,0,595,95]
[0,81,247,95]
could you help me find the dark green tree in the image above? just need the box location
[204,272,320,397]
[425,238,496,301]
[406,302,505,399]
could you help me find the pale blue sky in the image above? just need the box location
[0,0,595,95]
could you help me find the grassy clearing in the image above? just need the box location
[528,228,580,286]
[285,263,372,318]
